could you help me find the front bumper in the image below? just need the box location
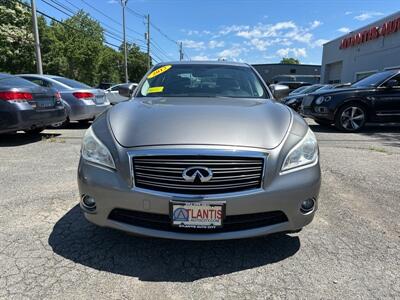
[77,153,321,240]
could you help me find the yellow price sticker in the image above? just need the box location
[147,86,164,93]
[147,65,172,79]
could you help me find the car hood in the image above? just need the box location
[108,97,292,149]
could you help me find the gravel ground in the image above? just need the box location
[0,120,399,299]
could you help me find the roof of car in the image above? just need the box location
[0,73,15,79]
[153,61,250,67]
[18,74,62,78]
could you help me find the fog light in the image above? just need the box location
[82,195,96,210]
[300,198,315,214]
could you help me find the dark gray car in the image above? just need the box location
[18,75,110,126]
[78,61,321,240]
[0,73,66,134]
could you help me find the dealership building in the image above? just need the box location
[321,11,400,84]
[252,63,321,84]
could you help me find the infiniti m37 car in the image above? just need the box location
[78,61,321,240]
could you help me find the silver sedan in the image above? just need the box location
[78,61,321,240]
[18,74,110,126]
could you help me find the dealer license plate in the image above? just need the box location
[170,201,225,229]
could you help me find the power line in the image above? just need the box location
[40,0,148,50]
[126,6,146,19]
[17,0,120,48]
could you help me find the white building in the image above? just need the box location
[321,11,400,84]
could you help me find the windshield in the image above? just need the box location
[52,77,92,89]
[299,84,324,94]
[289,86,308,95]
[0,76,38,88]
[137,64,267,98]
[351,71,395,88]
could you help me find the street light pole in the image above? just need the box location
[146,14,150,70]
[31,0,43,74]
[120,0,128,83]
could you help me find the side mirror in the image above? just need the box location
[117,83,136,98]
[270,84,290,100]
[385,79,397,88]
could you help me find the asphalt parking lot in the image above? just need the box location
[0,120,399,299]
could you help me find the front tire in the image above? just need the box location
[314,118,332,126]
[334,103,366,132]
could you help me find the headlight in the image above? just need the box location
[315,96,331,105]
[81,127,115,169]
[281,129,318,172]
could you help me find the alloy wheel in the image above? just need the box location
[340,106,365,130]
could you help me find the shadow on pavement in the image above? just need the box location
[49,205,300,282]
[0,132,61,147]
[63,121,92,130]
[309,123,400,147]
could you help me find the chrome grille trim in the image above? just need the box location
[128,149,267,196]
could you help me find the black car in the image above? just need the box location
[0,73,66,134]
[283,84,331,111]
[301,70,400,131]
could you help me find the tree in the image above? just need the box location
[280,57,300,64]
[0,0,35,73]
[0,2,149,86]
[96,46,123,84]
[123,43,148,83]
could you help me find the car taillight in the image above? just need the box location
[0,91,33,102]
[73,92,94,100]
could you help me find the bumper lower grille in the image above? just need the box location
[132,155,264,195]
[109,209,288,233]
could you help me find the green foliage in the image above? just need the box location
[280,57,300,64]
[0,0,35,73]
[0,0,149,86]
[125,43,149,83]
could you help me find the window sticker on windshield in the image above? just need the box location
[147,65,172,79]
[147,86,164,93]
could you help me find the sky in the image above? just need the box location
[35,0,400,65]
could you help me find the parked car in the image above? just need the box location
[0,73,66,134]
[283,84,331,111]
[277,81,311,93]
[301,69,400,131]
[18,74,110,127]
[288,85,312,96]
[78,61,321,240]
[105,83,138,104]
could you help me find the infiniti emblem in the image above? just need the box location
[182,166,213,183]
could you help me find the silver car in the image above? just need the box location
[105,83,138,104]
[78,61,321,240]
[18,75,110,126]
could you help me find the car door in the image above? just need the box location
[374,74,400,121]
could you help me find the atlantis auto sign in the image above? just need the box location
[339,17,400,49]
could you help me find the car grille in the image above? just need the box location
[132,155,265,195]
[109,209,288,233]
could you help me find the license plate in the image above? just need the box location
[37,101,54,108]
[170,201,225,229]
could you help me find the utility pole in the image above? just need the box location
[179,42,183,61]
[146,14,151,70]
[120,0,128,83]
[31,0,43,74]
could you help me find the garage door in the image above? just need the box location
[325,61,343,84]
